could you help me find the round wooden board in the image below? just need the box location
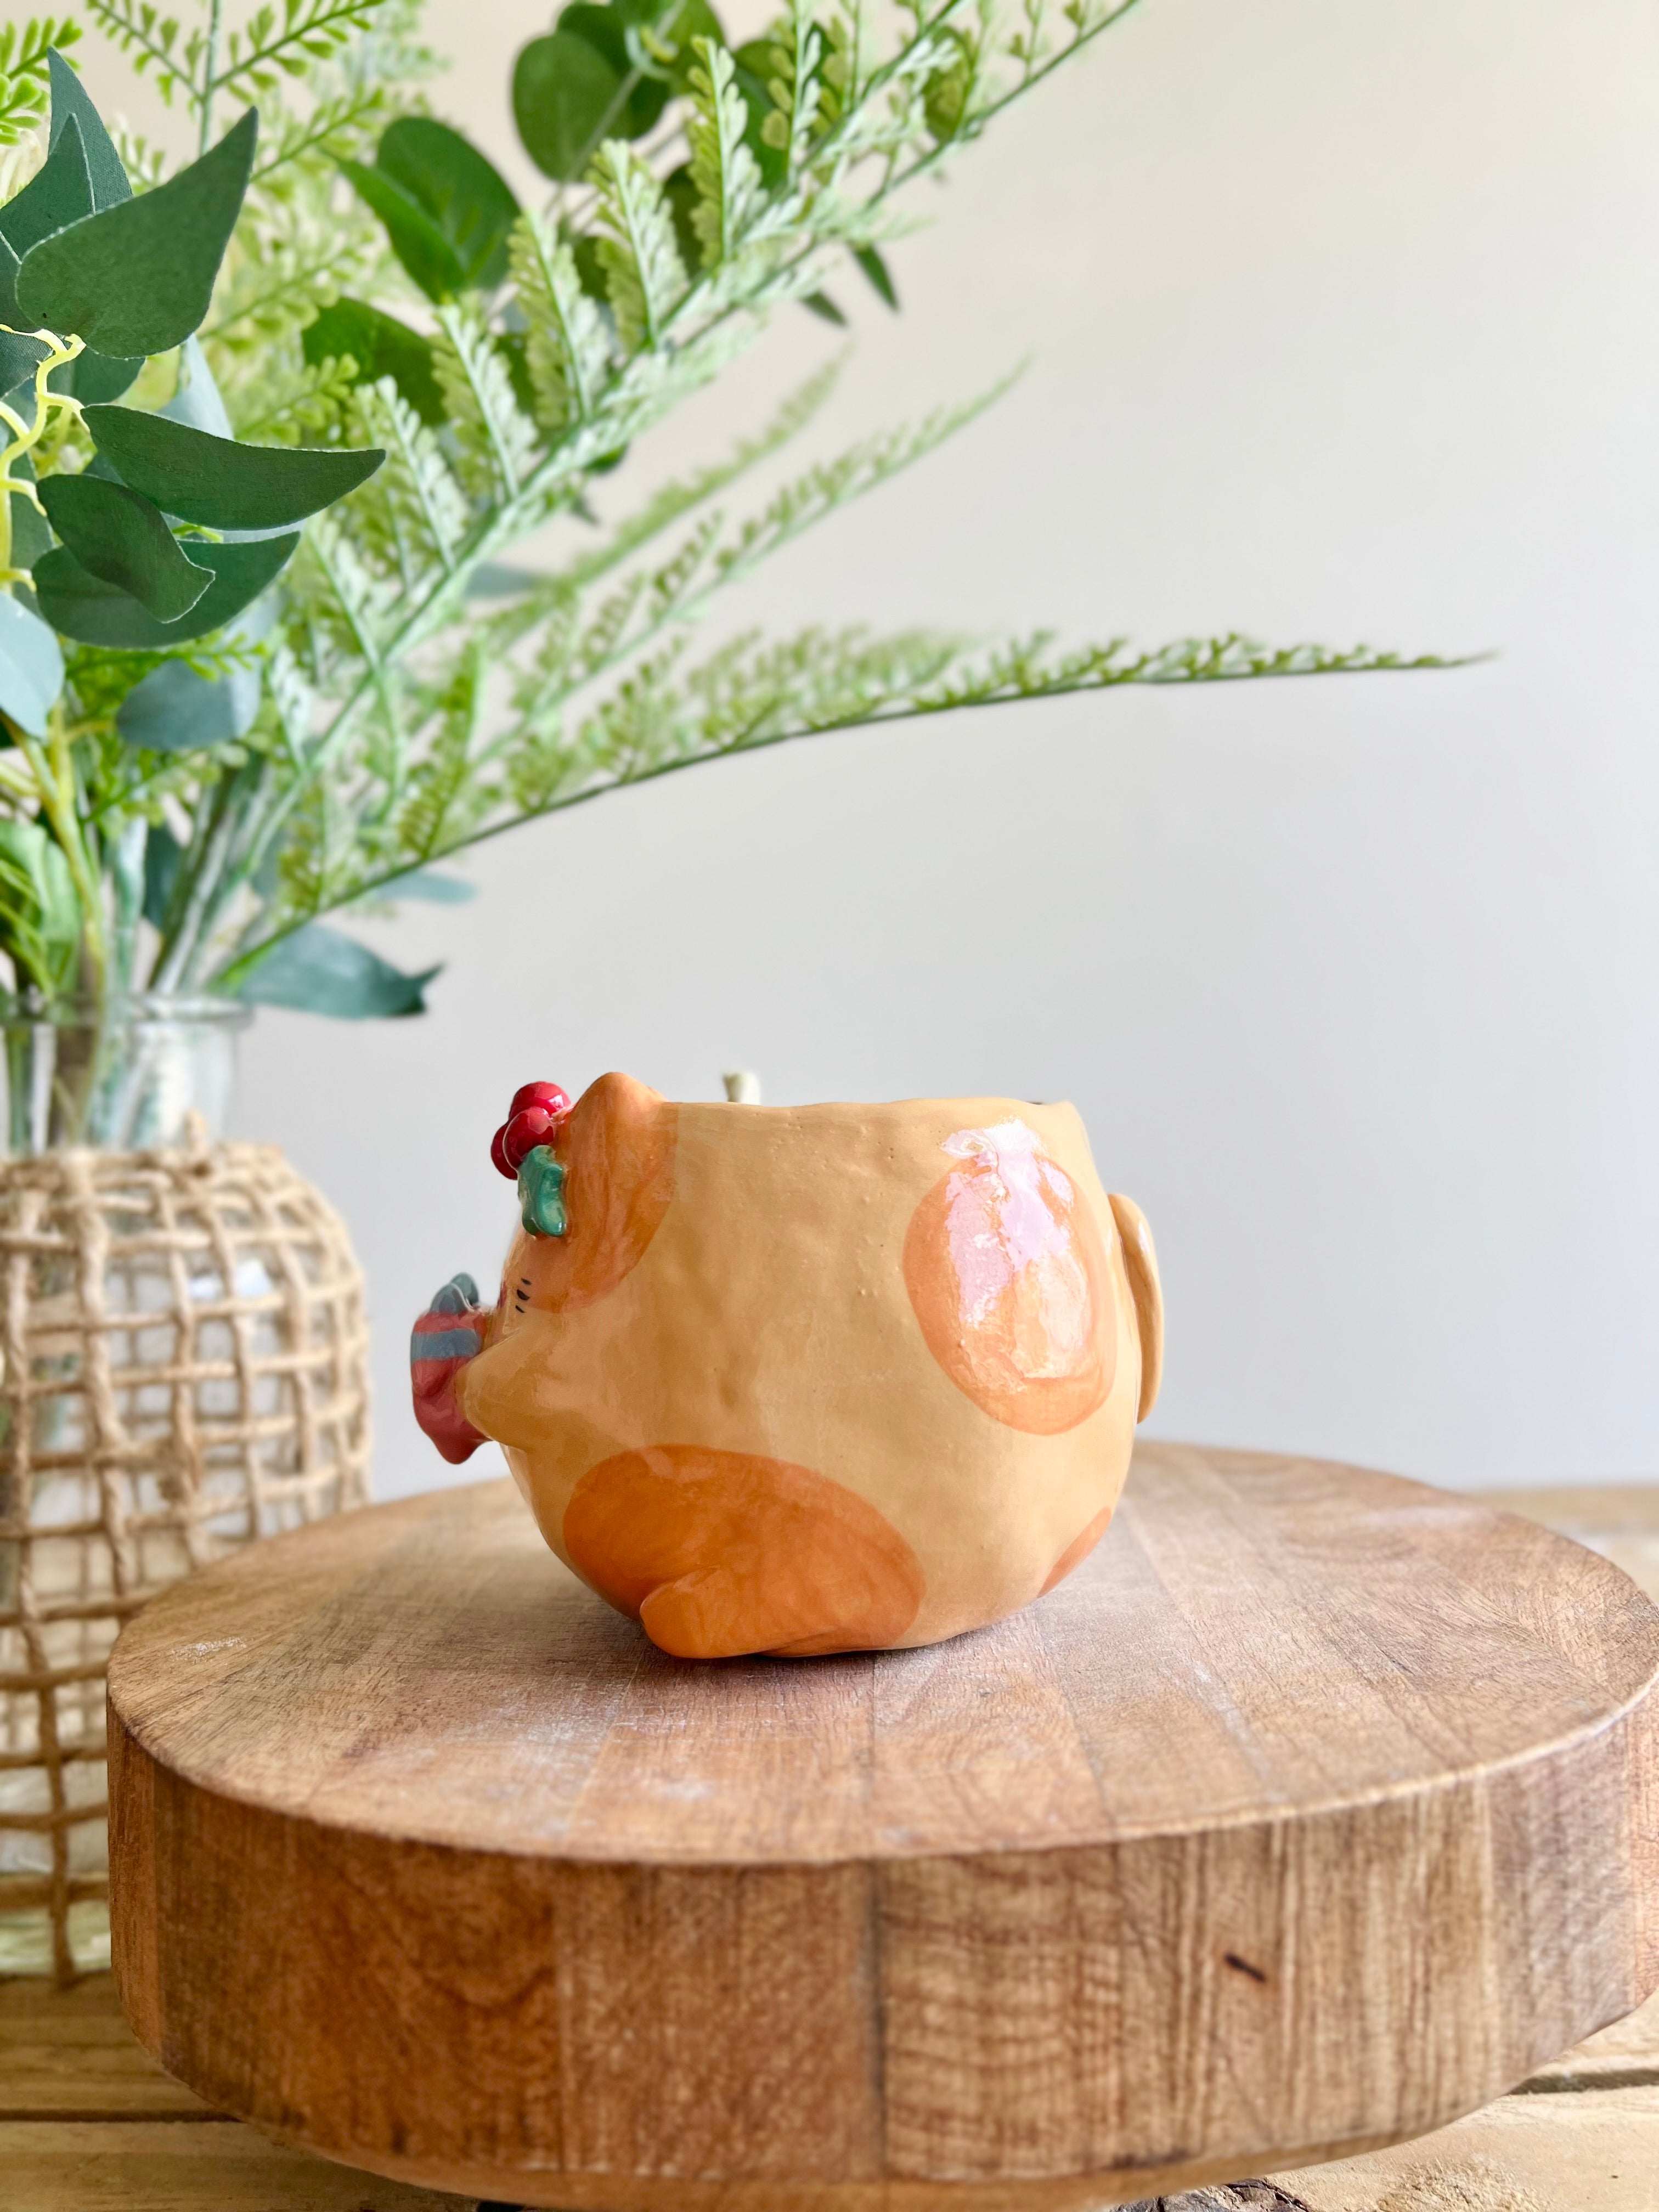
[107,1443,1659,2210]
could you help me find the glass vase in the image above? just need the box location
[1,993,250,1155]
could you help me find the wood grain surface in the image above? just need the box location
[104,1443,1659,2210]
[11,1974,1659,2212]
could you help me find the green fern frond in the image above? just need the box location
[294,511,398,683]
[558,353,845,596]
[43,0,1447,1011]
[0,17,80,145]
[80,0,198,107]
[229,351,356,443]
[211,0,385,104]
[592,140,686,355]
[250,81,397,187]
[709,374,1020,594]
[203,182,385,354]
[347,377,470,583]
[108,122,171,188]
[508,213,609,433]
[686,37,765,268]
[390,638,488,860]
[762,1,827,178]
[430,307,540,500]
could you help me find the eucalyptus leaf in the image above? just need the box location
[49,347,143,404]
[47,48,132,210]
[377,120,519,291]
[338,160,467,303]
[0,114,93,258]
[0,593,64,738]
[8,489,51,572]
[116,657,263,751]
[16,109,257,359]
[642,0,726,91]
[0,335,50,396]
[38,476,214,621]
[466,561,543,597]
[556,7,670,133]
[238,923,439,1018]
[83,408,384,531]
[303,297,444,426]
[513,31,628,182]
[33,533,299,648]
[142,820,182,930]
[376,868,476,904]
[343,121,519,302]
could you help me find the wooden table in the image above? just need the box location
[5,1471,1658,2211]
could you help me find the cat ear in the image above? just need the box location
[1108,1193,1163,1421]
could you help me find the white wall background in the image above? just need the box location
[104,0,1659,1497]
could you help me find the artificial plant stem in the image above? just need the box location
[109,818,146,996]
[174,768,273,990]
[150,777,242,993]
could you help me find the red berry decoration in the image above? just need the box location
[510,1081,570,1118]
[501,1105,558,1169]
[491,1081,571,1178]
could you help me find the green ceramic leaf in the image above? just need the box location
[47,49,132,210]
[303,297,444,425]
[16,109,257,358]
[116,657,263,750]
[0,114,93,258]
[33,533,298,647]
[38,476,214,620]
[83,408,384,531]
[378,120,520,290]
[238,923,439,1018]
[853,245,899,311]
[513,31,628,182]
[0,594,65,738]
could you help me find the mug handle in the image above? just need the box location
[1108,1194,1164,1421]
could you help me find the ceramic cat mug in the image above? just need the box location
[411,1073,1163,1658]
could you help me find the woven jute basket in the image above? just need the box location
[0,1127,370,1982]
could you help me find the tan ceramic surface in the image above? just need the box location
[458,1081,1158,1650]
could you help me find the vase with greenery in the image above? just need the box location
[0,0,1444,1154]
